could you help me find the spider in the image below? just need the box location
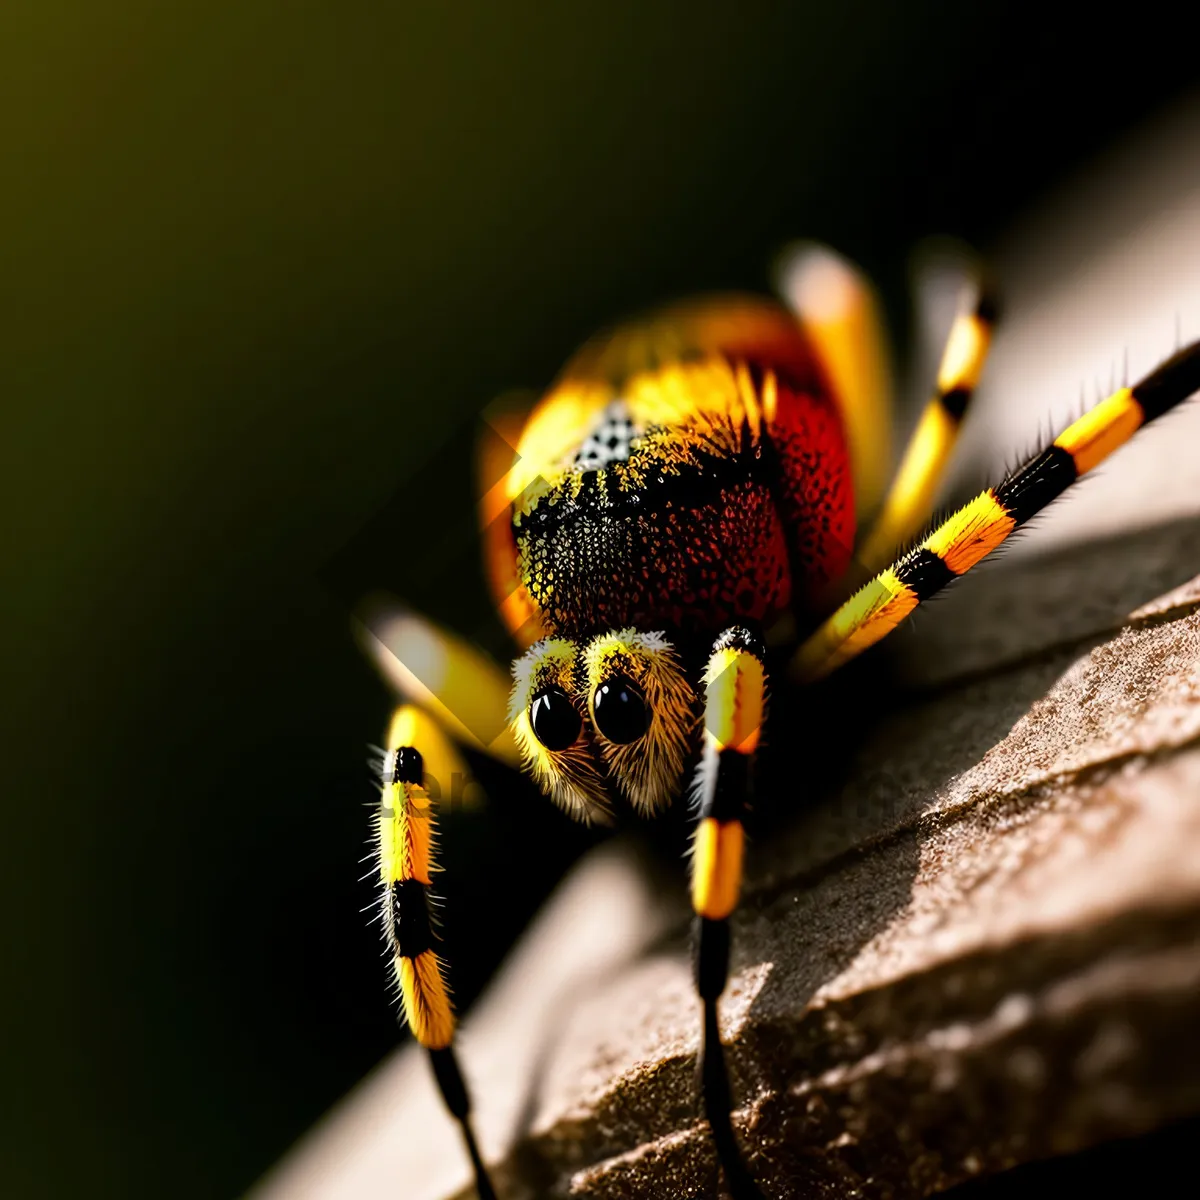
[361,243,1200,1199]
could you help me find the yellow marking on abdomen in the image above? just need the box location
[1054,387,1144,475]
[692,817,744,920]
[923,491,1014,575]
[396,950,455,1049]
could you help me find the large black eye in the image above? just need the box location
[592,675,649,744]
[529,686,582,751]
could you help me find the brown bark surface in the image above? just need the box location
[254,522,1200,1200]
[468,529,1200,1199]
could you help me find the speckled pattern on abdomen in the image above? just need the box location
[516,366,854,641]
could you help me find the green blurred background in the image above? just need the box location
[3,3,1197,1197]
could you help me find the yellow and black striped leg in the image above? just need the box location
[776,241,895,520]
[794,339,1200,682]
[855,279,997,576]
[379,706,497,1200]
[690,628,767,1200]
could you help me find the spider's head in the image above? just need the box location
[509,629,698,823]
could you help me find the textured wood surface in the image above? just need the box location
[253,526,1200,1200]
[457,542,1200,1199]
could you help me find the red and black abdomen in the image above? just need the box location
[503,297,856,643]
[764,366,855,610]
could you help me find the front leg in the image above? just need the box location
[380,703,497,1200]
[690,627,767,1200]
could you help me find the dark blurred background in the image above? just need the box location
[3,4,1198,1197]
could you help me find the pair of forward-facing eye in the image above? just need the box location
[529,677,649,750]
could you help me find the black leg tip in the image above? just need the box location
[458,1116,498,1200]
[699,998,767,1199]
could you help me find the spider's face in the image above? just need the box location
[509,628,698,822]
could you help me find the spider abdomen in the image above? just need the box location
[492,297,855,643]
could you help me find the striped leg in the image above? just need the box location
[358,602,521,768]
[690,628,767,1200]
[379,704,497,1200]
[854,278,997,576]
[792,340,1200,683]
[776,242,895,520]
